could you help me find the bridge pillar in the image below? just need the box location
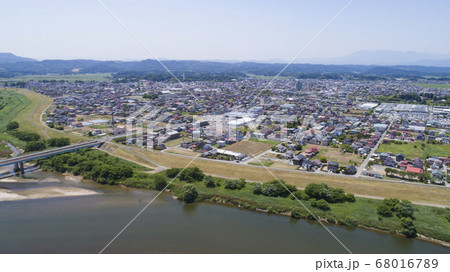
[20,162,24,176]
[13,163,20,173]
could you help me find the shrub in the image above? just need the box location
[154,174,167,191]
[261,180,296,197]
[400,217,417,238]
[179,184,198,203]
[224,178,246,190]
[305,183,347,203]
[6,121,19,131]
[377,203,393,217]
[10,131,40,142]
[289,190,309,200]
[311,199,330,210]
[48,137,70,147]
[290,208,302,219]
[179,167,204,183]
[345,193,356,202]
[203,175,215,188]
[166,168,181,178]
[252,183,262,195]
[24,140,46,152]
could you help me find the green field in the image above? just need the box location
[415,83,450,89]
[377,141,450,160]
[1,73,111,82]
[0,88,87,149]
[0,89,31,148]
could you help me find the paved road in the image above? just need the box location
[355,122,392,177]
[0,140,102,168]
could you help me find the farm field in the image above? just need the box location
[111,143,450,206]
[377,141,450,160]
[223,140,273,155]
[414,83,450,89]
[2,73,111,82]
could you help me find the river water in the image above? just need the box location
[0,171,448,254]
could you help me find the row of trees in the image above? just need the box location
[37,149,135,185]
[385,167,430,182]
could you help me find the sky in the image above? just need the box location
[1,0,450,61]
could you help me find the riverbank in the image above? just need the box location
[34,149,450,247]
[166,178,450,246]
[0,172,99,202]
[0,186,99,202]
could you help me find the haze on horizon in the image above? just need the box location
[1,0,450,62]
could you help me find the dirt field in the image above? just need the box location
[223,140,273,155]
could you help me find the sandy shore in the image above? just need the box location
[0,187,100,202]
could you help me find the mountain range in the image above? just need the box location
[1,51,450,78]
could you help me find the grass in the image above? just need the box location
[248,159,274,167]
[176,178,450,243]
[377,141,450,160]
[103,145,157,169]
[2,73,111,82]
[111,144,450,206]
[305,144,363,166]
[224,140,273,155]
[164,137,185,147]
[248,137,280,145]
[414,83,450,89]
[10,88,87,143]
[0,142,12,157]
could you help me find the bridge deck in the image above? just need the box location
[0,140,103,168]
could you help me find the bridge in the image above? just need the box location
[0,140,104,176]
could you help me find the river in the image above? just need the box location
[0,171,448,254]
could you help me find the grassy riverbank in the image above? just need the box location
[171,177,450,244]
[37,149,450,244]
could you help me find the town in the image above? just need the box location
[19,76,450,186]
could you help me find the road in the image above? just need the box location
[355,122,392,177]
[0,140,102,168]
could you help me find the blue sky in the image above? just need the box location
[1,0,449,61]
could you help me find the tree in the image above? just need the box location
[179,167,204,183]
[179,184,198,203]
[6,121,19,131]
[400,217,417,238]
[154,174,167,191]
[24,141,46,152]
[396,200,414,219]
[203,175,215,188]
[48,137,70,147]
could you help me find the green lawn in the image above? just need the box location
[377,141,450,160]
[0,89,31,148]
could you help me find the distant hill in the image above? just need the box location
[0,53,36,63]
[302,50,450,67]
